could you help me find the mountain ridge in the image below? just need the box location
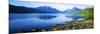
[9,5,61,13]
[9,4,81,14]
[63,7,81,14]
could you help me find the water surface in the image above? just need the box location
[9,13,82,33]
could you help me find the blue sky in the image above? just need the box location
[9,0,93,11]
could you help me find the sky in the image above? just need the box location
[9,0,93,11]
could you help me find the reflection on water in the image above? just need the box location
[38,15,56,20]
[9,13,82,33]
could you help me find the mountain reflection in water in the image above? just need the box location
[38,15,56,20]
[9,13,83,33]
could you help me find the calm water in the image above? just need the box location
[9,13,82,33]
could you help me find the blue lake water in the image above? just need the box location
[9,13,83,33]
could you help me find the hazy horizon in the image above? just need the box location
[9,0,93,12]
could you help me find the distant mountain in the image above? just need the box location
[9,5,45,13]
[9,4,60,13]
[64,7,81,14]
[36,6,61,13]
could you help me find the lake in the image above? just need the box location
[9,13,83,33]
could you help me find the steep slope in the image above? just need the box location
[9,5,60,13]
[64,7,81,14]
